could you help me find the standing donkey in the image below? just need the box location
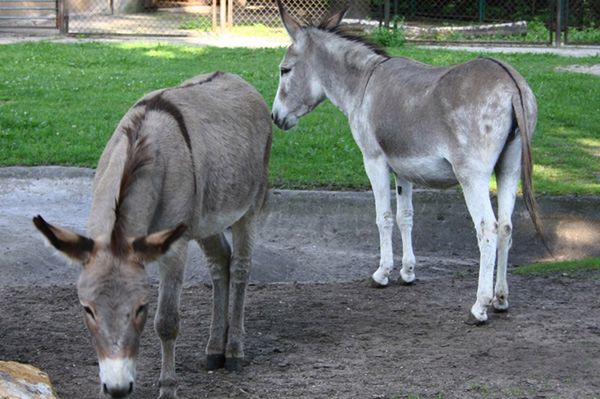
[33,72,272,399]
[272,1,542,324]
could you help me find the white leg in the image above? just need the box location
[155,241,187,399]
[198,234,231,370]
[460,176,498,323]
[395,176,416,284]
[493,138,522,312]
[363,156,394,286]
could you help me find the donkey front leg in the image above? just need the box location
[198,233,232,370]
[460,177,498,324]
[395,175,416,284]
[225,213,256,371]
[363,156,395,287]
[155,241,188,399]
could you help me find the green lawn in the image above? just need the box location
[0,41,599,194]
[514,257,600,275]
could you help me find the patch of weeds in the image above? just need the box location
[370,16,406,48]
[467,383,490,398]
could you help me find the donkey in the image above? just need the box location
[272,1,542,324]
[33,72,272,399]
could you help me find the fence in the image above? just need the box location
[3,0,597,45]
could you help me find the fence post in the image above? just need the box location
[220,0,226,33]
[383,0,390,27]
[57,0,69,34]
[478,0,485,23]
[227,0,233,30]
[212,0,217,32]
[555,0,562,47]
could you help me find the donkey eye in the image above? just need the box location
[136,304,147,318]
[83,306,95,320]
[280,67,292,76]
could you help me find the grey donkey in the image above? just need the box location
[33,72,272,399]
[272,1,543,325]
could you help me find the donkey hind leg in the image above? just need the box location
[224,212,257,371]
[493,137,522,312]
[155,241,188,399]
[198,233,232,370]
[395,175,416,284]
[364,156,395,287]
[460,176,498,324]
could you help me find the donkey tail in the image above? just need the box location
[481,57,550,253]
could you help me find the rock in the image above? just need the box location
[0,361,59,399]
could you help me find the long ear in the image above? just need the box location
[131,223,187,262]
[319,4,349,30]
[277,0,302,41]
[33,215,94,263]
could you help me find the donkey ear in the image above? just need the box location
[277,0,302,41]
[131,223,187,262]
[33,215,94,263]
[320,4,349,30]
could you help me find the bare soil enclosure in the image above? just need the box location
[1,167,600,398]
[1,266,600,399]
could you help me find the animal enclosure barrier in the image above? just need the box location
[8,0,596,45]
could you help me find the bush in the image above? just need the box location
[370,18,405,48]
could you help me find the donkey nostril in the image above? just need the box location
[103,384,109,395]
[128,382,133,394]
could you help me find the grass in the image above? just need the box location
[514,257,600,275]
[0,41,599,194]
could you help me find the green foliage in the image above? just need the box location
[514,257,600,275]
[0,42,599,194]
[370,17,406,47]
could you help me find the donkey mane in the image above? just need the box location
[316,23,389,58]
[110,112,152,257]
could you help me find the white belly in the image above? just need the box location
[388,155,458,188]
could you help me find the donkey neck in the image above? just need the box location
[88,133,161,240]
[309,29,388,117]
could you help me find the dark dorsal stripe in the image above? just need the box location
[133,72,224,194]
[112,113,152,258]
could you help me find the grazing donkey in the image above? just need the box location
[33,72,272,399]
[272,1,542,324]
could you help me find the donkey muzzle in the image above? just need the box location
[99,358,136,398]
[271,111,296,131]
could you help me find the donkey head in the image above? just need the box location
[33,215,186,398]
[272,0,347,130]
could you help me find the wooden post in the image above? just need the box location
[220,0,226,33]
[212,0,217,32]
[57,0,69,34]
[227,0,233,30]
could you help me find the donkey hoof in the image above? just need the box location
[224,357,244,372]
[492,298,509,313]
[158,391,179,399]
[464,312,487,326]
[369,277,388,288]
[400,269,416,285]
[206,354,226,370]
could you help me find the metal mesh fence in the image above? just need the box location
[230,0,371,29]
[67,0,214,35]
[564,0,600,44]
[6,0,594,44]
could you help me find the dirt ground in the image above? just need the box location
[1,262,599,399]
